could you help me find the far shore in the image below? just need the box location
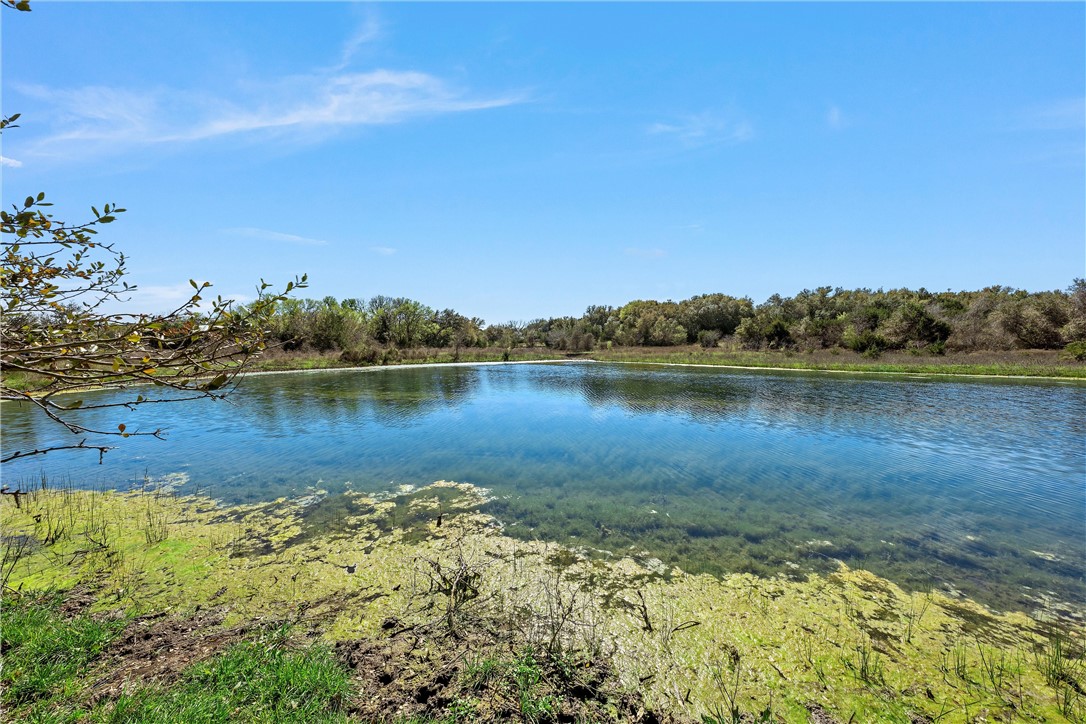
[245,345,1086,382]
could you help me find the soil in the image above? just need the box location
[89,607,252,701]
[334,630,676,723]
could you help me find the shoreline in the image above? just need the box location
[3,482,1081,723]
[4,349,1084,401]
[591,358,1086,382]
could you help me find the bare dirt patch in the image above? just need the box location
[90,607,252,700]
[335,631,676,723]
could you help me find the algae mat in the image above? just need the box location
[1,483,1083,722]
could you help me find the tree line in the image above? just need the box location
[262,281,1086,359]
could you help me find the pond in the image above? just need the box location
[3,361,1083,617]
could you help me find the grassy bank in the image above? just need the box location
[2,483,1083,722]
[4,346,1082,397]
[249,346,565,373]
[588,345,1086,379]
[250,345,1086,380]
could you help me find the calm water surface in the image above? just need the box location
[3,362,1084,614]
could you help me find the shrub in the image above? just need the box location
[1063,340,1086,361]
[698,330,722,348]
[340,345,380,365]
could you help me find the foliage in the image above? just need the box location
[255,283,1086,367]
[1064,340,1086,362]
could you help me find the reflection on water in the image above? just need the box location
[3,362,1084,615]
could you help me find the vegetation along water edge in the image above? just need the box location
[2,481,1083,722]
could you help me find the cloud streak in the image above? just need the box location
[369,246,396,256]
[648,112,753,148]
[10,24,524,162]
[227,227,329,246]
[0,156,22,168]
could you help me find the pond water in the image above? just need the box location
[3,362,1084,616]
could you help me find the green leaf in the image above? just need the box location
[203,373,229,391]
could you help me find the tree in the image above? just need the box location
[0,108,306,464]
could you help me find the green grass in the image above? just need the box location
[242,343,1086,379]
[1,590,127,719]
[0,592,352,724]
[98,628,351,723]
[589,344,1086,378]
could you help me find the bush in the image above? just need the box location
[340,345,380,365]
[1063,340,1086,361]
[698,330,722,348]
[844,328,887,356]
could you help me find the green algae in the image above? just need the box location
[2,483,1083,722]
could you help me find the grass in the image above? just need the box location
[6,344,1080,395]
[0,590,128,718]
[240,343,1086,380]
[100,629,351,724]
[590,343,1086,378]
[249,346,563,373]
[0,591,353,724]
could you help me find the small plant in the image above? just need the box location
[142,502,169,546]
[977,644,1009,693]
[943,642,972,684]
[1035,636,1085,717]
[512,648,557,723]
[704,645,745,723]
[463,656,505,689]
[415,544,486,637]
[846,635,885,687]
[901,590,932,644]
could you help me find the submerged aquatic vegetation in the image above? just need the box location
[1,482,1083,722]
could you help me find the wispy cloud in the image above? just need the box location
[625,247,667,259]
[369,246,396,256]
[0,156,22,168]
[227,227,329,246]
[648,112,753,147]
[826,104,847,130]
[11,26,524,161]
[331,11,382,72]
[1019,98,1085,131]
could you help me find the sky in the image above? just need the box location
[2,2,1084,324]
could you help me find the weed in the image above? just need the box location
[414,543,487,637]
[512,649,557,722]
[902,589,932,644]
[462,656,505,689]
[1035,636,1085,719]
[0,591,127,713]
[845,635,885,687]
[705,645,747,723]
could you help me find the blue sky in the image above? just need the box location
[3,2,1083,324]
